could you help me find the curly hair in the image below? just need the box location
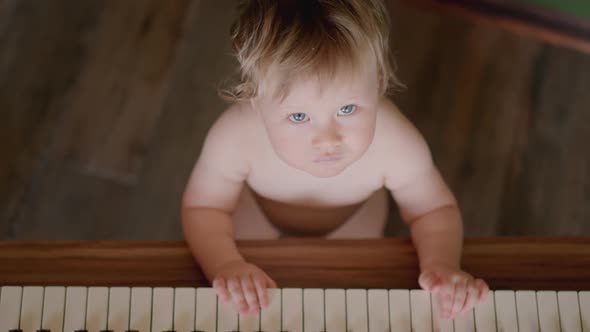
[219,0,402,102]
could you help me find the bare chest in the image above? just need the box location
[245,135,384,208]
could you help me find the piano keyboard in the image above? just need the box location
[1,286,589,332]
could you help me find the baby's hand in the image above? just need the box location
[418,265,489,320]
[212,260,277,315]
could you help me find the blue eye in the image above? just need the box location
[338,104,356,115]
[288,112,308,123]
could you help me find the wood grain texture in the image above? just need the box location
[0,238,589,290]
[0,0,103,238]
[394,0,590,54]
[498,46,590,235]
[387,5,538,236]
[6,0,231,242]
[387,3,590,236]
[4,0,239,241]
[48,0,190,184]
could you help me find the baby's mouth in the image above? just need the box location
[313,154,342,163]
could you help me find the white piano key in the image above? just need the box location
[347,289,368,332]
[281,288,302,332]
[108,287,130,332]
[388,289,410,332]
[558,291,583,332]
[473,290,496,332]
[174,287,196,332]
[86,287,109,332]
[368,289,390,332]
[537,290,561,332]
[494,290,518,332]
[236,283,260,332]
[129,287,152,332]
[64,287,87,332]
[475,291,497,332]
[239,309,260,332]
[303,288,325,331]
[152,288,174,332]
[432,293,454,332]
[217,293,238,332]
[261,288,282,331]
[0,286,22,332]
[410,289,432,332]
[195,287,216,332]
[20,286,43,332]
[324,289,346,332]
[41,287,65,332]
[87,287,109,332]
[515,290,539,332]
[580,291,590,332]
[454,308,475,332]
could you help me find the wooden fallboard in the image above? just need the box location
[0,238,589,290]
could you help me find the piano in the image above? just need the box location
[1,238,589,331]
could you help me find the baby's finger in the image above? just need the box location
[253,274,269,308]
[213,278,231,303]
[419,271,440,293]
[241,274,260,313]
[439,282,455,319]
[475,279,489,302]
[460,280,480,314]
[227,277,249,314]
[451,279,468,318]
[266,275,277,288]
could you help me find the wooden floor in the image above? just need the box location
[1,0,589,240]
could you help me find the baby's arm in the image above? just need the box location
[182,105,274,314]
[382,102,488,319]
[385,136,462,272]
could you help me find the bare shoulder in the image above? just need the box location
[372,97,435,191]
[204,100,262,161]
[208,101,254,141]
[182,101,255,210]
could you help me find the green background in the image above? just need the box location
[522,0,590,19]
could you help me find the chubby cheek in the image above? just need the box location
[266,125,309,167]
[345,113,377,158]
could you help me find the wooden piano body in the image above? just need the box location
[1,237,589,331]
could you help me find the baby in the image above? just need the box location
[181,0,489,321]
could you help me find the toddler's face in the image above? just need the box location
[255,61,381,178]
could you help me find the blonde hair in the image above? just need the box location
[219,0,402,102]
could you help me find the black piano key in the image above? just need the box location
[37,329,50,332]
[74,330,88,332]
[9,329,23,332]
[99,330,113,332]
[125,330,139,332]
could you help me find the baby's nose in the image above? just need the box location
[312,129,343,153]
